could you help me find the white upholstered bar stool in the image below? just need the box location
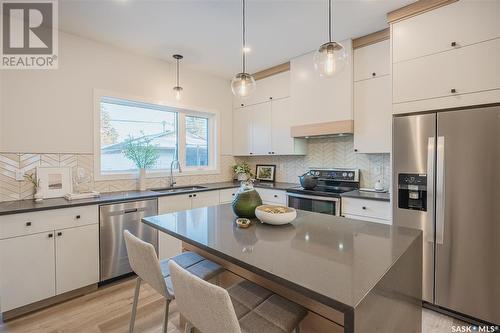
[169,260,308,333]
[123,230,224,333]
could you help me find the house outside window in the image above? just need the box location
[95,94,217,179]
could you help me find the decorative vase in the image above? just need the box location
[138,168,147,191]
[34,190,43,202]
[237,173,248,181]
[232,181,262,218]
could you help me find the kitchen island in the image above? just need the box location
[142,204,422,333]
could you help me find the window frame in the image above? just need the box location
[93,89,219,181]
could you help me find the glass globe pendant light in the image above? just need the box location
[231,0,256,98]
[314,0,347,78]
[172,54,183,101]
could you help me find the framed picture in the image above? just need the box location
[255,164,276,182]
[36,167,73,199]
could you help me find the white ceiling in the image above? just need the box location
[59,0,414,79]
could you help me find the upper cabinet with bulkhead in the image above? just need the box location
[232,71,307,156]
[391,0,500,113]
[353,38,392,153]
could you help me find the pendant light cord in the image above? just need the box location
[328,0,332,43]
[242,0,246,73]
[176,58,180,86]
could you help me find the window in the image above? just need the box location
[96,94,216,178]
[185,115,209,167]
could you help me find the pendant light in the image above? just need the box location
[231,0,256,98]
[313,0,347,78]
[172,54,183,101]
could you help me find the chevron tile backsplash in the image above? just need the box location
[0,153,237,202]
[238,136,391,189]
[0,136,389,202]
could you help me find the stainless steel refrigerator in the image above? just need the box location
[393,105,500,325]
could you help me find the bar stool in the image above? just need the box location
[123,230,224,333]
[169,260,308,333]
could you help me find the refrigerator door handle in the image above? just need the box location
[436,136,445,245]
[426,137,435,243]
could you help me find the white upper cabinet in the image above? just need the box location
[233,71,290,108]
[392,0,500,63]
[353,39,392,153]
[232,95,306,156]
[391,0,500,113]
[354,75,392,153]
[290,39,353,125]
[353,39,390,81]
[393,38,500,104]
[271,97,307,155]
[233,104,254,156]
[251,102,273,155]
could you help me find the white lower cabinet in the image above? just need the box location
[0,232,56,312]
[341,197,391,225]
[55,224,99,295]
[158,190,220,260]
[254,188,287,205]
[219,188,238,204]
[0,206,99,313]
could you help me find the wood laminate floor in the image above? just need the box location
[0,277,470,333]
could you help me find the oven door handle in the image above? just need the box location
[286,193,340,202]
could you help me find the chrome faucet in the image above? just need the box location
[169,160,181,188]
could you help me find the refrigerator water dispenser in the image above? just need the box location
[397,173,427,211]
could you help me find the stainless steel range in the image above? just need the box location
[286,168,359,216]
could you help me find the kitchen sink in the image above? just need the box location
[151,186,207,194]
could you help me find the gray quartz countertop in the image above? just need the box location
[341,190,390,202]
[0,181,298,216]
[142,204,421,310]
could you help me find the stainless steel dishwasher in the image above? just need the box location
[99,199,158,282]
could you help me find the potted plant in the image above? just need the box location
[123,134,160,191]
[24,172,42,202]
[233,162,253,182]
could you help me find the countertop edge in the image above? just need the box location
[0,181,298,216]
[340,190,391,202]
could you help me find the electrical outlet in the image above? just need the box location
[15,171,25,181]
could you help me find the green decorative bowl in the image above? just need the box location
[232,188,262,218]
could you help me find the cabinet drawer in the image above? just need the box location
[392,0,500,63]
[342,197,390,220]
[0,206,98,239]
[255,188,287,205]
[393,39,500,104]
[344,214,391,225]
[220,188,238,204]
[353,39,390,82]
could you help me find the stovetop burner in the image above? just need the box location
[287,168,360,197]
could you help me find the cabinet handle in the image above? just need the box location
[354,149,358,152]
[232,193,235,196]
[268,152,271,154]
[272,152,275,154]
[249,152,253,155]
[274,194,278,198]
[75,215,81,219]
[193,194,197,197]
[451,88,457,93]
[26,222,32,227]
[48,233,53,238]
[451,41,457,47]
[57,232,62,236]
[372,72,376,77]
[269,96,273,100]
[240,103,244,107]
[188,194,192,198]
[362,206,367,210]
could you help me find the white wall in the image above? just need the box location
[0,31,233,155]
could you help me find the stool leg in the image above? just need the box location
[129,277,142,333]
[163,298,171,333]
[184,321,194,333]
[295,325,301,333]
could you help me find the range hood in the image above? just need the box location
[291,120,354,138]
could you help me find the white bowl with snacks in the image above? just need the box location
[255,205,297,225]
